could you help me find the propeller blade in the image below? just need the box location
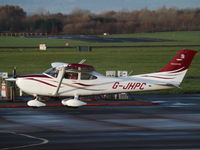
[13,67,17,78]
[6,78,16,82]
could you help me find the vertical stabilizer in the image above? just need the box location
[136,49,197,86]
[159,49,197,72]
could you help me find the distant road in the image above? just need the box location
[27,35,172,43]
[0,45,200,49]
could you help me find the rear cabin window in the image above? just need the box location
[81,73,97,80]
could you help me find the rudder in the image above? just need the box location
[159,49,197,73]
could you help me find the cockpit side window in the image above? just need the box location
[64,72,78,80]
[44,68,58,77]
[81,73,97,80]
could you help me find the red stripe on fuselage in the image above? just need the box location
[142,75,175,79]
[17,74,51,78]
[26,78,57,87]
[74,83,93,86]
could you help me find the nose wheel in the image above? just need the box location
[27,96,46,107]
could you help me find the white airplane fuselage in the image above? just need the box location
[16,71,172,97]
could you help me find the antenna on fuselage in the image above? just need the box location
[78,59,86,64]
[128,70,133,76]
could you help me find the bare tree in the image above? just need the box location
[1,5,200,34]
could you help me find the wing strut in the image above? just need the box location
[53,67,65,96]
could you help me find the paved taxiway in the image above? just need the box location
[0,94,200,150]
[28,35,171,43]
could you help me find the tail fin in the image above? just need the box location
[138,49,197,87]
[159,49,197,72]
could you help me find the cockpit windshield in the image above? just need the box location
[44,68,58,77]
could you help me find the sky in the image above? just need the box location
[0,0,200,14]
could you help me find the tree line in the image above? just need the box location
[0,5,200,35]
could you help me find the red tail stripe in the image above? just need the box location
[159,49,197,72]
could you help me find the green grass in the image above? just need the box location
[102,31,200,46]
[1,31,200,47]
[0,47,199,79]
[0,36,85,47]
[0,31,199,94]
[104,31,200,42]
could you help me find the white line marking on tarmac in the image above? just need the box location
[0,130,49,150]
[170,102,196,107]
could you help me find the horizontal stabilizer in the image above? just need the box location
[156,82,180,88]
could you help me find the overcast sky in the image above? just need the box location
[1,0,200,14]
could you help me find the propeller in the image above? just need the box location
[6,67,17,82]
[13,67,17,78]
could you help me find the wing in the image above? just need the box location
[51,62,68,68]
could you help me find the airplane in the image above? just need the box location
[12,49,197,107]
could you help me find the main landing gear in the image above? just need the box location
[27,96,46,107]
[27,95,86,108]
[61,94,86,107]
